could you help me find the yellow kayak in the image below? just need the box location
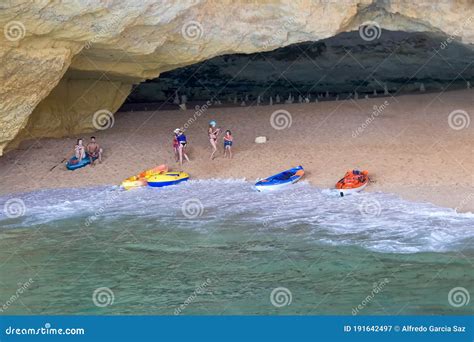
[121,164,168,190]
[147,172,189,188]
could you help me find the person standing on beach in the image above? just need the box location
[176,129,190,166]
[223,130,233,159]
[208,120,221,160]
[173,129,180,162]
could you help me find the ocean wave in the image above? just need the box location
[0,181,473,254]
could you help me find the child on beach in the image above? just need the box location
[223,130,233,159]
[175,129,190,166]
[208,120,221,160]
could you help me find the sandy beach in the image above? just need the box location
[0,90,472,212]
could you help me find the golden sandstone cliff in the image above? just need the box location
[0,0,473,155]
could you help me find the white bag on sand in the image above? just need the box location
[255,136,267,144]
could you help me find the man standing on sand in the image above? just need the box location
[86,136,103,166]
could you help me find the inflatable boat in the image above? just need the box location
[255,166,304,192]
[66,155,96,170]
[121,164,168,190]
[335,170,369,196]
[147,171,189,188]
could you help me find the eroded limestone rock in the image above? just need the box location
[0,0,473,154]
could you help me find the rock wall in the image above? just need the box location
[9,75,132,150]
[0,0,473,154]
[127,30,474,103]
[0,46,74,153]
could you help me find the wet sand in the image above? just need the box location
[0,90,473,212]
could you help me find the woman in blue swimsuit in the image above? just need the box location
[175,129,190,166]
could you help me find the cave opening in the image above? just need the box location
[2,1,474,323]
[120,29,474,112]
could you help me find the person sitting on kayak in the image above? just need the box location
[223,130,233,159]
[74,138,86,163]
[208,120,221,160]
[173,129,180,162]
[86,136,103,166]
[176,129,190,166]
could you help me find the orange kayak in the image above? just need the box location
[121,164,168,190]
[335,170,369,196]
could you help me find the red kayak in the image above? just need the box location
[335,170,369,197]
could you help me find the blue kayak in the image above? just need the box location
[255,166,304,191]
[66,155,96,170]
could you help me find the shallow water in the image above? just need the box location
[0,180,473,315]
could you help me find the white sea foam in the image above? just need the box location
[0,181,473,254]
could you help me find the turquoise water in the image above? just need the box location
[0,180,473,315]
